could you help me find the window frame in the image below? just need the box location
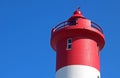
[66,38,72,50]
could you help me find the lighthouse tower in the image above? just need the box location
[50,8,105,78]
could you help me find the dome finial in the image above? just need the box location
[74,7,82,15]
[77,7,80,11]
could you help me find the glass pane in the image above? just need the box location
[68,45,71,49]
[68,39,72,43]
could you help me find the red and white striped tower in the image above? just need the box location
[50,8,105,78]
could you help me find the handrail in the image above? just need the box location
[91,21,103,33]
[54,21,69,31]
[53,21,103,33]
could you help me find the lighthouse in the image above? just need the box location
[50,8,105,78]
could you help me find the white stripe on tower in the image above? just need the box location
[56,65,100,78]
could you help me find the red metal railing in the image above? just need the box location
[53,21,103,33]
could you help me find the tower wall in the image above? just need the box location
[50,9,105,78]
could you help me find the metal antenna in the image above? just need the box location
[77,7,80,11]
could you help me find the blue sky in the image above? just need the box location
[0,0,119,78]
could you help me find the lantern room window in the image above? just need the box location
[68,18,77,26]
[67,38,72,50]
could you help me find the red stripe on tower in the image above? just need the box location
[51,8,105,78]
